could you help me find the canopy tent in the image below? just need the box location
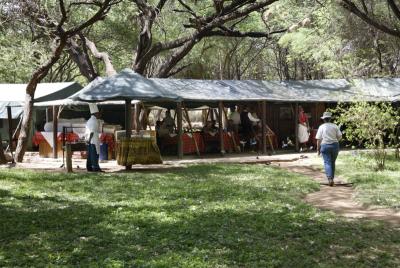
[149,78,400,106]
[351,78,400,102]
[0,82,82,119]
[38,71,400,109]
[34,77,139,107]
[71,69,181,103]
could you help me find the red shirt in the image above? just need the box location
[299,111,308,124]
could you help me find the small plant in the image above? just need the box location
[332,102,400,170]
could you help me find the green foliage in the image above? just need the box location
[332,102,400,170]
[0,31,42,83]
[0,164,399,267]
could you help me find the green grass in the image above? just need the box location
[0,164,399,267]
[335,152,400,209]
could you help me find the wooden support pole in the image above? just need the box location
[183,105,200,156]
[125,100,132,170]
[132,102,137,132]
[205,108,210,124]
[135,103,141,134]
[295,103,299,152]
[66,143,72,173]
[261,101,267,154]
[7,106,13,154]
[210,108,215,121]
[45,107,50,123]
[177,102,183,159]
[218,101,225,155]
[52,106,58,159]
[222,105,239,153]
[125,100,132,137]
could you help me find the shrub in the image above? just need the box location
[332,102,399,170]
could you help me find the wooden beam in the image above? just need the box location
[177,102,183,159]
[222,105,239,153]
[135,103,141,134]
[52,106,58,159]
[218,101,225,155]
[66,143,72,173]
[183,104,200,156]
[125,100,132,137]
[261,101,267,154]
[205,108,210,124]
[295,103,299,152]
[45,107,50,123]
[6,106,13,154]
[125,100,132,170]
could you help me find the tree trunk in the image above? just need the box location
[14,39,67,162]
[14,93,34,162]
[0,135,7,164]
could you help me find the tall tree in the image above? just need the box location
[1,0,121,162]
[128,0,287,77]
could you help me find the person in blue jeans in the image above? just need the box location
[316,112,342,186]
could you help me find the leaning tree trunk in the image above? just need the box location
[14,39,67,162]
[14,92,34,162]
[67,35,116,81]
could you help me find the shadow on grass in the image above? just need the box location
[0,165,399,267]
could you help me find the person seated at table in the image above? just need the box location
[203,120,218,136]
[162,109,175,133]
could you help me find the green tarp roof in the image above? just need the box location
[72,69,181,103]
[0,82,82,119]
[28,69,400,110]
[148,77,400,107]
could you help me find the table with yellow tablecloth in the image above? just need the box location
[116,137,162,165]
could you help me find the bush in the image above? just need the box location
[332,102,399,170]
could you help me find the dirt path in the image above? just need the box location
[274,159,400,226]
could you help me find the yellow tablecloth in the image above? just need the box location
[116,137,162,165]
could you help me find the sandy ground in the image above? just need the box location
[1,151,399,225]
[1,151,302,172]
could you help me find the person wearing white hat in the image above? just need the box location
[316,111,342,186]
[85,103,103,172]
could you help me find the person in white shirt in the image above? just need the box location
[228,106,241,134]
[85,103,102,172]
[316,111,342,186]
[162,110,175,133]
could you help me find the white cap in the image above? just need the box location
[321,111,332,119]
[89,103,99,114]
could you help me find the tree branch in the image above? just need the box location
[66,0,121,35]
[84,37,117,76]
[205,27,286,38]
[340,0,400,38]
[387,0,400,22]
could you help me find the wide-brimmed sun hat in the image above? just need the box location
[321,111,332,119]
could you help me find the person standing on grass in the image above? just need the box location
[85,103,103,172]
[316,111,342,186]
